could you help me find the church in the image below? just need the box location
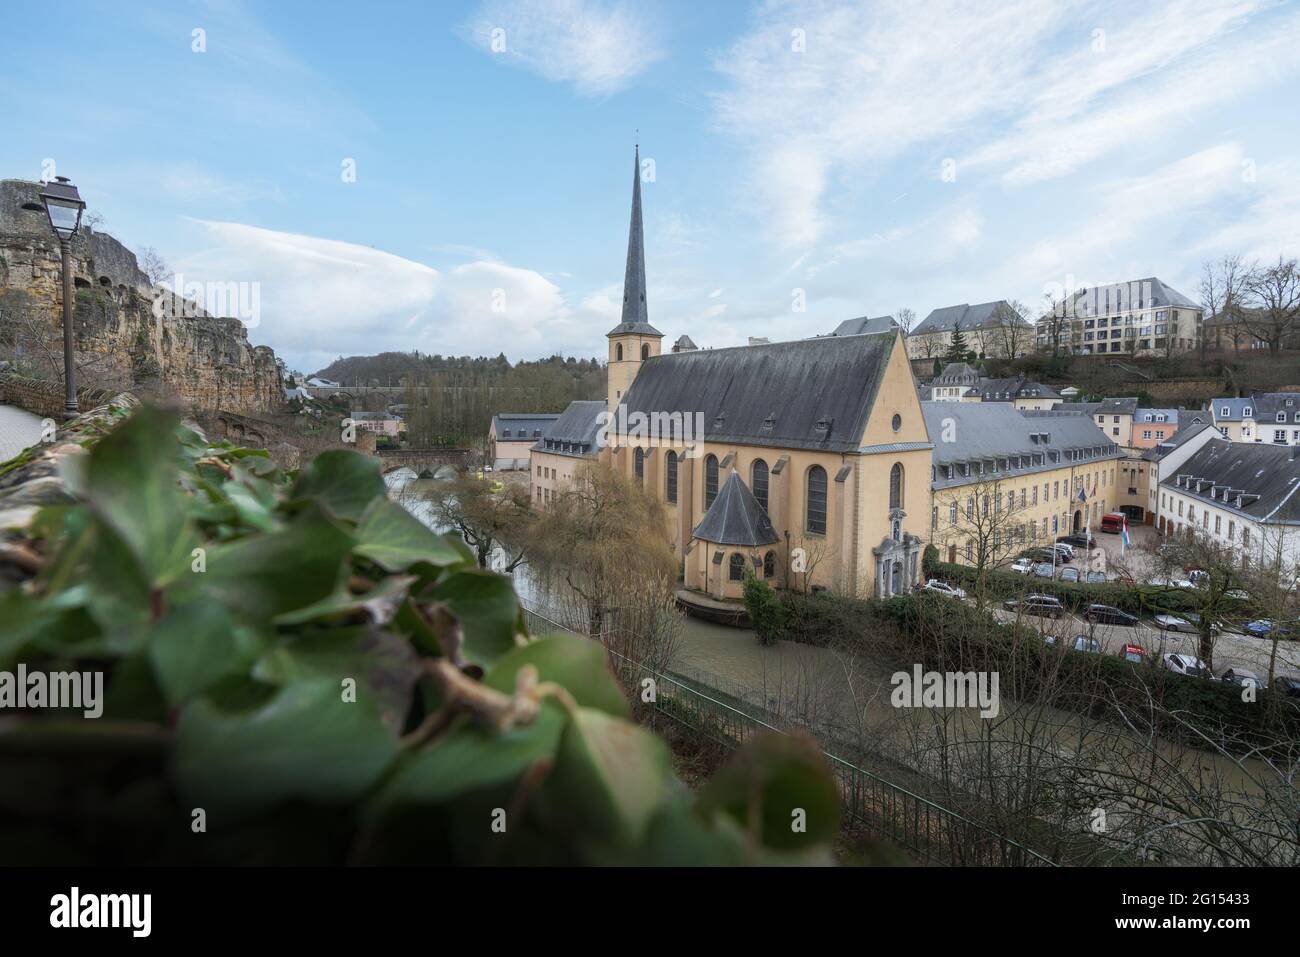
[531,147,932,600]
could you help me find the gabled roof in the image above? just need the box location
[914,300,1027,335]
[1161,439,1300,524]
[692,470,779,546]
[1063,277,1198,316]
[617,332,897,452]
[672,335,698,352]
[532,400,606,457]
[1242,392,1300,420]
[607,145,662,338]
[493,412,560,440]
[830,315,899,337]
[1209,397,1254,422]
[1135,408,1179,424]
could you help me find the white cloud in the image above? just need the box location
[174,221,614,371]
[462,0,665,96]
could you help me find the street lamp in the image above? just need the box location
[39,176,86,419]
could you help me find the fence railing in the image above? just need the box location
[520,601,1057,866]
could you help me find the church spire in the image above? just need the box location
[608,143,662,337]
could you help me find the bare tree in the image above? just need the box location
[1241,256,1300,354]
[137,246,171,287]
[991,299,1034,358]
[931,475,1035,609]
[895,307,917,336]
[1199,254,1246,358]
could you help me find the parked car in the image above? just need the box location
[1118,643,1148,664]
[1083,604,1138,626]
[1058,567,1081,583]
[1056,534,1094,549]
[923,579,967,600]
[1033,562,1056,579]
[1225,588,1251,601]
[1273,676,1300,700]
[1005,594,1065,619]
[1161,653,1212,678]
[1245,619,1295,638]
[1086,571,1107,585]
[1153,613,1220,634]
[1043,633,1101,653]
[1218,668,1265,690]
[1009,558,1034,575]
[1020,547,1057,563]
[1051,544,1075,563]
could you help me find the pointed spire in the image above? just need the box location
[608,143,662,338]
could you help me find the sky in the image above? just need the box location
[4,0,1299,374]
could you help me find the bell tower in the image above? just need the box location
[607,144,662,412]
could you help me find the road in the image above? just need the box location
[0,404,46,461]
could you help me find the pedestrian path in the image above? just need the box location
[0,404,47,462]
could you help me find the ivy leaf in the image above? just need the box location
[354,497,462,571]
[291,450,385,523]
[148,599,255,707]
[484,633,629,718]
[272,575,415,626]
[428,570,520,667]
[78,406,198,587]
[174,678,399,815]
[200,504,355,620]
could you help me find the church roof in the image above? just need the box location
[607,145,662,338]
[618,332,897,452]
[692,470,779,546]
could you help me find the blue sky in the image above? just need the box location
[5,0,1299,373]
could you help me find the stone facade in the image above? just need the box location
[0,178,281,414]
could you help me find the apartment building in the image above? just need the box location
[1035,277,1203,357]
[1211,393,1300,446]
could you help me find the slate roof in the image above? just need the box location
[1141,422,1213,461]
[692,470,779,546]
[672,335,698,352]
[1162,439,1300,524]
[1052,397,1139,417]
[1210,397,1255,422]
[1230,392,1300,423]
[616,332,897,453]
[830,315,899,337]
[531,400,606,457]
[913,300,1028,335]
[493,412,560,441]
[1134,408,1179,425]
[607,145,662,338]
[1063,277,1198,317]
[972,376,1061,402]
[922,403,1123,490]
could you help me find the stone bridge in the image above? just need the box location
[211,410,281,447]
[374,447,474,477]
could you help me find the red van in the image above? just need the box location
[1100,513,1125,534]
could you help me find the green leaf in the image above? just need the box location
[271,575,414,626]
[291,449,385,523]
[148,599,253,706]
[221,480,276,532]
[174,679,399,814]
[199,504,355,620]
[354,496,462,571]
[695,732,840,851]
[484,633,629,718]
[78,406,198,586]
[428,570,520,667]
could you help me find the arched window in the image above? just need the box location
[806,466,827,534]
[665,450,678,503]
[729,553,745,581]
[705,454,719,510]
[634,446,645,483]
[641,343,649,360]
[751,458,769,512]
[889,463,903,510]
[616,343,623,361]
[763,550,775,579]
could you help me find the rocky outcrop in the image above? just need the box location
[0,178,281,414]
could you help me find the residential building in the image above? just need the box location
[1211,392,1300,446]
[1052,397,1139,447]
[906,300,1033,360]
[923,403,1125,565]
[1035,277,1203,356]
[1157,439,1300,566]
[489,412,559,471]
[1130,408,1179,449]
[349,410,403,438]
[1134,422,1217,527]
[828,315,902,337]
[969,376,1062,410]
[924,362,981,401]
[530,400,605,507]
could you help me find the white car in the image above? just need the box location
[923,579,966,600]
[1009,558,1033,575]
[1161,653,1212,678]
[1154,576,1196,590]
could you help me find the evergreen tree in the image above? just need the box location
[943,322,972,364]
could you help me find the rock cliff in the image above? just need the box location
[0,178,281,414]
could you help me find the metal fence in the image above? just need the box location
[520,601,1056,866]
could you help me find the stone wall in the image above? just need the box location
[0,178,282,414]
[0,372,114,420]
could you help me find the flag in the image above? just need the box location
[1121,517,1130,554]
[1077,485,1088,503]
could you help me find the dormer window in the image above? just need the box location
[1278,412,1286,422]
[1220,407,1229,416]
[760,412,776,434]
[1244,407,1252,417]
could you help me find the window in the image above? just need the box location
[889,463,903,509]
[763,551,775,578]
[665,450,678,503]
[705,455,719,509]
[634,447,645,482]
[729,553,745,582]
[891,413,902,432]
[615,343,623,361]
[806,466,827,534]
[1214,515,1221,534]
[751,458,769,512]
[949,502,957,525]
[641,343,650,360]
[1142,430,1152,440]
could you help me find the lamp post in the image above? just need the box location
[39,176,86,420]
